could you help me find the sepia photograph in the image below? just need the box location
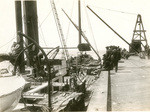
[0,0,150,111]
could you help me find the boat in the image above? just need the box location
[0,60,25,112]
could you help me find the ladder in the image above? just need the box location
[50,0,69,60]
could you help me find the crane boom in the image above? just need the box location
[87,6,139,53]
[50,0,69,60]
[62,9,101,61]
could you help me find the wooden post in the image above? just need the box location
[15,1,25,73]
[23,0,39,66]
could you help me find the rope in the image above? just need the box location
[38,0,61,28]
[84,1,99,54]
[40,27,47,46]
[89,5,138,16]
[0,37,15,49]
[38,11,52,28]
[31,17,47,47]
[38,20,48,46]
[65,0,75,42]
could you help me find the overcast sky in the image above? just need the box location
[0,0,150,55]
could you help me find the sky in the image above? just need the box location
[0,0,150,57]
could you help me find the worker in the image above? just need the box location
[102,46,113,70]
[9,41,22,72]
[114,47,121,72]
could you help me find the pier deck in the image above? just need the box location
[87,56,150,111]
[111,56,150,111]
[87,71,108,112]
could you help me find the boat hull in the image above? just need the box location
[0,76,25,112]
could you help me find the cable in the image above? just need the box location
[38,0,60,28]
[39,0,61,28]
[38,20,48,46]
[84,1,99,54]
[38,11,52,28]
[0,37,15,49]
[89,5,138,16]
[65,0,75,43]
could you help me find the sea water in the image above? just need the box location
[53,50,106,60]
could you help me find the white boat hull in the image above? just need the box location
[0,76,25,112]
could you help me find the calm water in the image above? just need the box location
[54,50,106,60]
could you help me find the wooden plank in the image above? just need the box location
[26,82,65,93]
[23,93,45,99]
[27,82,48,93]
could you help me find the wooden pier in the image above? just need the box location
[87,56,150,111]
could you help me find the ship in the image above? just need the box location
[3,0,100,112]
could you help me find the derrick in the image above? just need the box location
[130,14,148,53]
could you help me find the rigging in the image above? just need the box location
[0,38,15,49]
[65,0,75,43]
[88,5,137,16]
[87,6,139,53]
[84,1,99,54]
[62,9,101,61]
[38,20,47,46]
[50,0,69,60]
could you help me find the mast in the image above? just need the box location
[15,0,25,73]
[23,0,39,66]
[78,0,81,44]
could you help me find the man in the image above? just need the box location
[10,42,21,64]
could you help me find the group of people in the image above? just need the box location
[102,46,121,72]
[102,46,131,72]
[121,48,130,59]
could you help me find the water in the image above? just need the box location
[54,50,106,60]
